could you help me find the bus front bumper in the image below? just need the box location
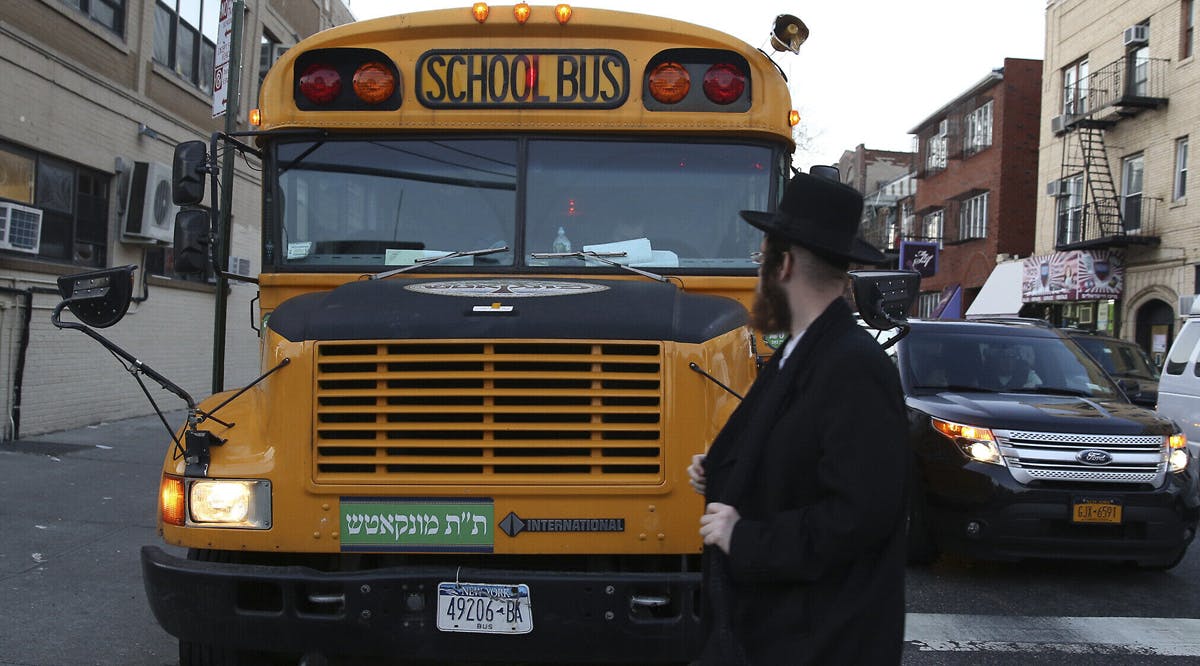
[141,545,702,664]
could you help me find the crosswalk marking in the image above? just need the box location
[905,614,1200,656]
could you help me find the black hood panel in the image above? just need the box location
[268,277,747,343]
[907,392,1175,435]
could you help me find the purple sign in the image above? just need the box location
[899,241,938,278]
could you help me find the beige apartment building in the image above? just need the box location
[0,0,353,439]
[1035,0,1198,363]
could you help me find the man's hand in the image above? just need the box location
[699,502,740,555]
[687,454,707,495]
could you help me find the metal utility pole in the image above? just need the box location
[211,0,244,394]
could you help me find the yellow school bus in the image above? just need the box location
[137,4,807,663]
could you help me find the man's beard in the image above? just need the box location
[749,270,791,334]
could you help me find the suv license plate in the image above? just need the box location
[436,582,532,634]
[1072,497,1123,524]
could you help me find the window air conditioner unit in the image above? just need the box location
[122,161,178,244]
[1182,294,1197,317]
[0,202,43,254]
[1123,24,1149,47]
[1051,115,1068,134]
[1046,180,1066,197]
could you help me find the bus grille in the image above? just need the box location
[994,430,1166,485]
[313,341,664,484]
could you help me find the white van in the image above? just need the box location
[1158,297,1200,456]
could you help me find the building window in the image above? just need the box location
[923,209,944,248]
[1122,153,1144,230]
[925,120,948,172]
[963,101,993,156]
[1055,174,1084,245]
[1183,0,1194,59]
[154,0,220,92]
[900,200,915,240]
[1063,57,1089,116]
[257,30,284,105]
[61,0,126,37]
[1175,137,1189,201]
[959,192,989,240]
[0,142,109,267]
[916,292,942,318]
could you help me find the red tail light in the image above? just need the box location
[702,63,745,105]
[299,63,342,104]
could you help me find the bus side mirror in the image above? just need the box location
[55,265,137,328]
[174,209,211,275]
[849,270,921,331]
[173,141,208,206]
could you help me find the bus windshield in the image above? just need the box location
[276,137,775,271]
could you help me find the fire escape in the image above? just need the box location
[1050,48,1168,251]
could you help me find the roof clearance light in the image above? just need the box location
[299,63,341,104]
[353,62,396,104]
[248,108,261,126]
[789,110,801,127]
[702,63,746,105]
[514,2,531,24]
[648,62,690,104]
[555,4,572,24]
[472,2,489,23]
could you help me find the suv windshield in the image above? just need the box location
[274,138,775,271]
[902,328,1123,400]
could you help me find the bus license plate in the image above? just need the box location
[436,582,532,634]
[1072,497,1122,524]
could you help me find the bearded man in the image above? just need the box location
[687,168,908,665]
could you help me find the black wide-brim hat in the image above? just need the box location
[740,170,886,265]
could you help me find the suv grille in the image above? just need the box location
[994,429,1166,485]
[313,341,663,484]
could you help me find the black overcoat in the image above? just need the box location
[701,297,908,665]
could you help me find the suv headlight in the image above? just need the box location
[932,417,1005,466]
[1168,433,1189,473]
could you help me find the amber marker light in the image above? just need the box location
[789,110,801,127]
[353,62,396,104]
[248,108,261,126]
[472,2,489,23]
[514,2,532,24]
[555,4,573,24]
[648,62,690,104]
[160,474,186,526]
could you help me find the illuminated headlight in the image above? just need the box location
[189,479,272,528]
[932,417,1005,466]
[1168,433,1189,473]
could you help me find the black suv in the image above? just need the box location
[1063,329,1161,407]
[892,319,1198,569]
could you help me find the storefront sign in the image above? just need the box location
[1021,249,1124,302]
[899,240,938,278]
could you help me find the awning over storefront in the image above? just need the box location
[1022,249,1124,303]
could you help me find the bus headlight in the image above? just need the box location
[932,417,1005,466]
[189,479,272,528]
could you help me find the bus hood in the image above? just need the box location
[907,391,1177,436]
[267,277,747,343]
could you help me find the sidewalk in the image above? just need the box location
[0,411,186,666]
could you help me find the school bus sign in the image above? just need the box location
[416,49,628,108]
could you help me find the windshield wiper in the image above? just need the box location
[918,384,1002,393]
[531,250,670,284]
[1006,386,1095,397]
[368,245,509,280]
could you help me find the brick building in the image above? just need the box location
[0,0,353,439]
[1034,0,1198,363]
[908,58,1043,316]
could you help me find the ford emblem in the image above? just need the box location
[1076,449,1113,466]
